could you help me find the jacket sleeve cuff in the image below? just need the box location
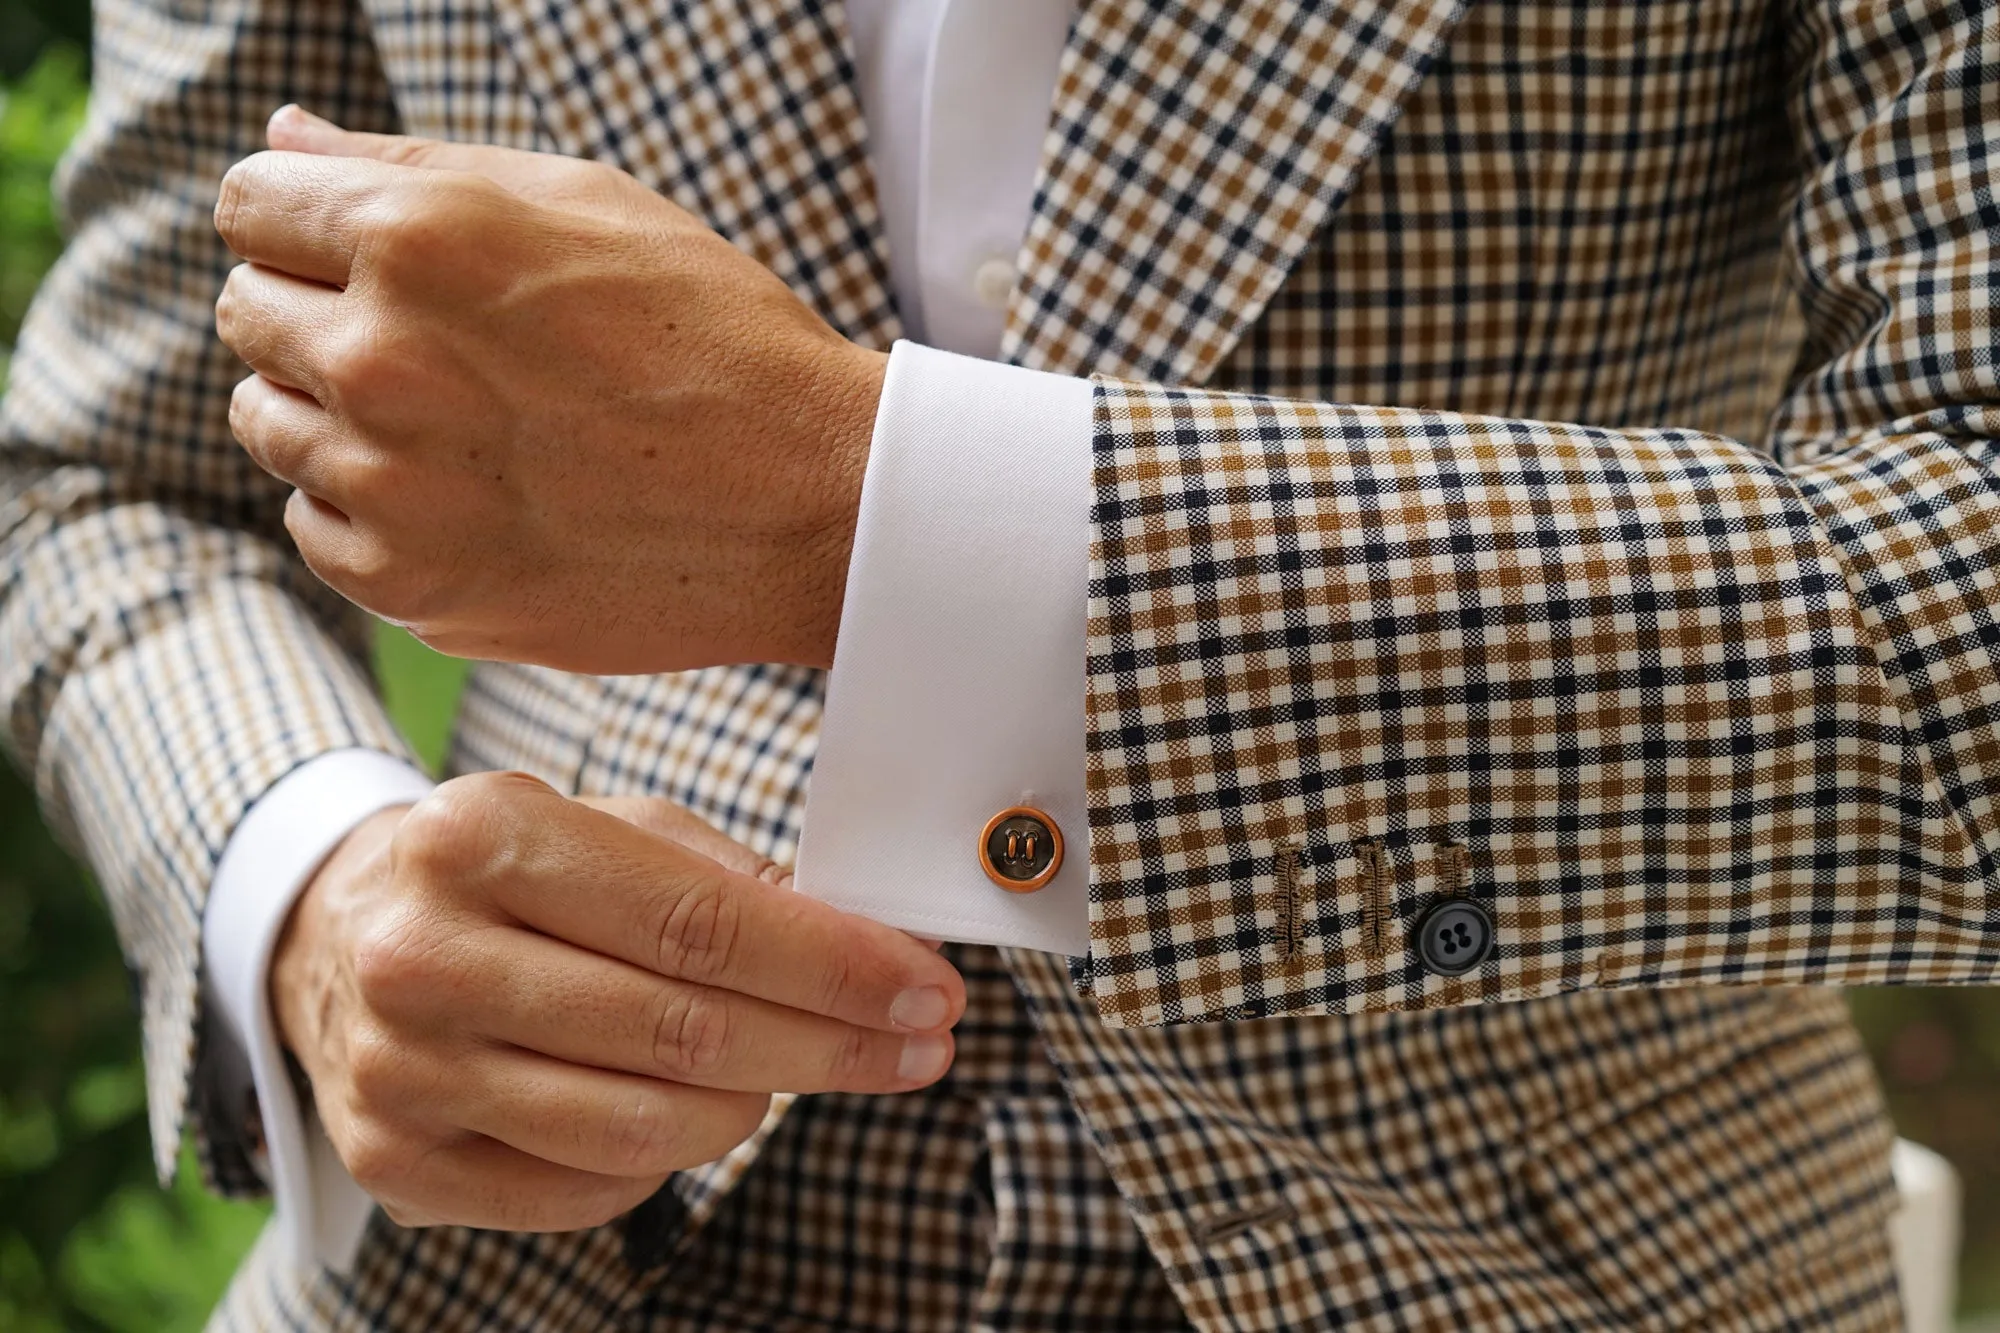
[202,748,436,1274]
[796,341,1091,955]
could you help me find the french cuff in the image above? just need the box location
[203,747,436,1275]
[796,340,1091,955]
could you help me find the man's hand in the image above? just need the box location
[270,772,963,1233]
[214,106,887,674]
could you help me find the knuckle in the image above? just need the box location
[390,772,549,889]
[454,768,553,816]
[652,226,718,276]
[828,1023,870,1086]
[351,557,431,626]
[377,1200,430,1229]
[214,160,253,249]
[351,911,441,1012]
[228,376,263,443]
[651,989,730,1080]
[375,135,441,168]
[363,196,448,285]
[291,509,388,609]
[811,936,864,1016]
[342,1024,412,1113]
[340,1117,409,1191]
[557,159,631,207]
[654,879,741,982]
[404,624,476,659]
[281,488,322,551]
[214,273,280,369]
[601,1093,679,1175]
[364,174,500,287]
[317,331,391,412]
[459,767,547,800]
[213,266,244,338]
[339,451,396,505]
[393,781,502,882]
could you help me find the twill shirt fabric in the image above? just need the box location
[4,0,1994,1327]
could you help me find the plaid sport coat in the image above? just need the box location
[5,0,1995,1324]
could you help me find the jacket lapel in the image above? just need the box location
[488,0,903,350]
[1005,0,1469,383]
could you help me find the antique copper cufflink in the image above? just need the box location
[979,806,1063,892]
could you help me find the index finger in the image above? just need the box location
[409,779,966,1035]
[214,150,404,286]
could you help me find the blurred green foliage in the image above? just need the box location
[0,0,89,83]
[0,39,85,375]
[0,6,1995,1327]
[1855,990,2000,1311]
[0,747,265,1333]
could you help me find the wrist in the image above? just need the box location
[269,803,410,1073]
[784,341,886,670]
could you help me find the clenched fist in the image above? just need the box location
[214,105,886,675]
[272,773,964,1233]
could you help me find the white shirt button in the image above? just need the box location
[971,256,1017,310]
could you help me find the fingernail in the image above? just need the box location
[890,986,949,1031]
[897,1035,949,1084]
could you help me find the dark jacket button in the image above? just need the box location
[1414,898,1494,976]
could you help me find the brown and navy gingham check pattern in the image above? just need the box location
[209,949,1194,1331]
[1071,0,2000,1028]
[5,0,1982,1324]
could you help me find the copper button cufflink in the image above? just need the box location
[979,807,1063,892]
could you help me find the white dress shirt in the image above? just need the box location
[201,0,1089,1273]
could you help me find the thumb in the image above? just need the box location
[265,104,583,199]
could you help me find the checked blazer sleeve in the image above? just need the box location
[0,0,415,1184]
[1076,0,2000,1026]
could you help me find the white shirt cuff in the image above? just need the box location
[796,340,1092,955]
[203,747,436,1275]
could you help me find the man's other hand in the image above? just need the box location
[214,106,888,674]
[269,772,963,1233]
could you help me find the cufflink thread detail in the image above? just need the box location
[979,806,1063,892]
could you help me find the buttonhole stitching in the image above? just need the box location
[1437,840,1467,897]
[1196,1198,1299,1246]
[1357,839,1390,960]
[1274,841,1303,964]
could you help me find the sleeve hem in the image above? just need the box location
[796,341,1093,955]
[203,747,436,1274]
